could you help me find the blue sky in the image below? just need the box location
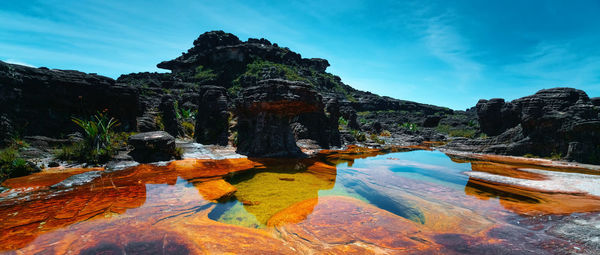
[1,0,599,110]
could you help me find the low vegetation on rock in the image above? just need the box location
[57,112,123,164]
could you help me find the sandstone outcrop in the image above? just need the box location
[159,95,183,137]
[451,88,600,164]
[195,85,229,145]
[0,61,139,137]
[235,79,325,157]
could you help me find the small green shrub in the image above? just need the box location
[195,65,218,80]
[436,124,451,134]
[57,112,121,164]
[369,133,385,144]
[239,59,308,84]
[227,84,242,96]
[231,131,239,146]
[523,153,537,158]
[338,117,348,127]
[350,130,366,142]
[400,122,420,132]
[155,114,165,131]
[449,129,477,138]
[0,147,37,181]
[182,121,195,137]
[173,147,184,159]
[549,151,562,160]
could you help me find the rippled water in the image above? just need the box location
[1,148,599,254]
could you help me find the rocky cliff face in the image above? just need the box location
[195,85,230,146]
[451,88,600,164]
[4,31,597,164]
[234,79,328,157]
[0,61,139,140]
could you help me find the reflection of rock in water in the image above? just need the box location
[338,167,494,235]
[343,176,426,224]
[221,159,337,226]
[465,177,600,215]
[0,158,258,251]
[465,179,541,204]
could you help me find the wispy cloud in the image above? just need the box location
[3,59,35,68]
[504,40,600,93]
[421,13,484,90]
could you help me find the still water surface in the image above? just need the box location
[1,148,599,254]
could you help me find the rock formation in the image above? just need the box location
[0,61,139,137]
[128,131,177,163]
[159,95,183,137]
[450,88,600,164]
[195,85,230,145]
[235,79,325,157]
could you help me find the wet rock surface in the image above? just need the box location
[128,131,176,163]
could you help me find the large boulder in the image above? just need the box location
[235,79,323,157]
[195,85,230,145]
[0,61,139,137]
[471,87,600,164]
[128,131,177,163]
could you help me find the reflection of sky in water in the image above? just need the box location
[340,150,472,189]
[214,150,482,227]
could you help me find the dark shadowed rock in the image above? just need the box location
[128,131,176,163]
[476,98,521,136]
[195,85,229,145]
[422,115,442,127]
[159,95,183,137]
[0,114,12,146]
[0,61,139,137]
[290,97,341,148]
[455,87,600,164]
[235,79,323,157]
[591,97,600,106]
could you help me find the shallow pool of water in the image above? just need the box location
[1,148,599,254]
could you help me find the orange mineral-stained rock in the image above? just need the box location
[274,196,438,253]
[1,167,103,190]
[267,197,319,227]
[194,179,237,202]
[12,197,297,255]
[465,178,600,215]
[470,161,548,180]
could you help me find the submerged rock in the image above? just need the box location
[128,131,177,163]
[51,171,102,189]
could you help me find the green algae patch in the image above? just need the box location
[225,169,336,226]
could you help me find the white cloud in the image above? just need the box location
[3,59,35,68]
[422,13,484,90]
[503,40,600,94]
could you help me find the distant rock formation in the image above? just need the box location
[449,88,600,164]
